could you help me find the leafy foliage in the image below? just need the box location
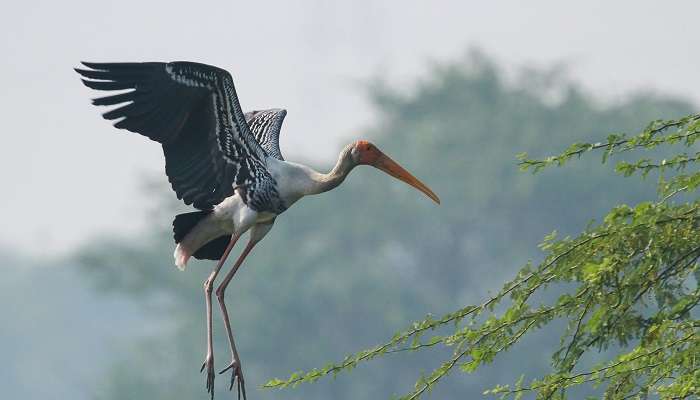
[267,112,700,398]
[266,111,700,399]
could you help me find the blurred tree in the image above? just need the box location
[75,52,695,399]
[269,57,700,398]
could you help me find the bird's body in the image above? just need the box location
[173,156,342,269]
[75,61,439,399]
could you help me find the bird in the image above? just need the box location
[75,61,440,400]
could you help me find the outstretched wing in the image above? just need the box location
[244,109,287,160]
[76,61,276,210]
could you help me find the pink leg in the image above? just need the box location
[215,240,258,400]
[200,233,241,399]
[215,222,274,400]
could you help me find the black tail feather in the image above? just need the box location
[172,210,231,261]
[193,235,231,260]
[173,210,211,243]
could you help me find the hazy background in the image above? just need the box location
[1,1,699,399]
[3,0,700,255]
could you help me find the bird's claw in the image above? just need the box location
[201,355,215,399]
[219,359,247,400]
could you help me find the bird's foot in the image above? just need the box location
[200,355,215,399]
[220,359,247,400]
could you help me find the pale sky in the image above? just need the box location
[2,0,699,257]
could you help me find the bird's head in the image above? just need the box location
[350,140,440,204]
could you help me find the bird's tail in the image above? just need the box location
[173,210,211,270]
[173,210,211,243]
[172,210,231,270]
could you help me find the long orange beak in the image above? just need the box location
[370,152,441,204]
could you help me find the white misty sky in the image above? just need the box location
[1,0,699,257]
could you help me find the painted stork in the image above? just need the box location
[75,61,440,399]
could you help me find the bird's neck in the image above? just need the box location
[308,147,356,195]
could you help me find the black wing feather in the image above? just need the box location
[244,109,287,160]
[76,61,280,211]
